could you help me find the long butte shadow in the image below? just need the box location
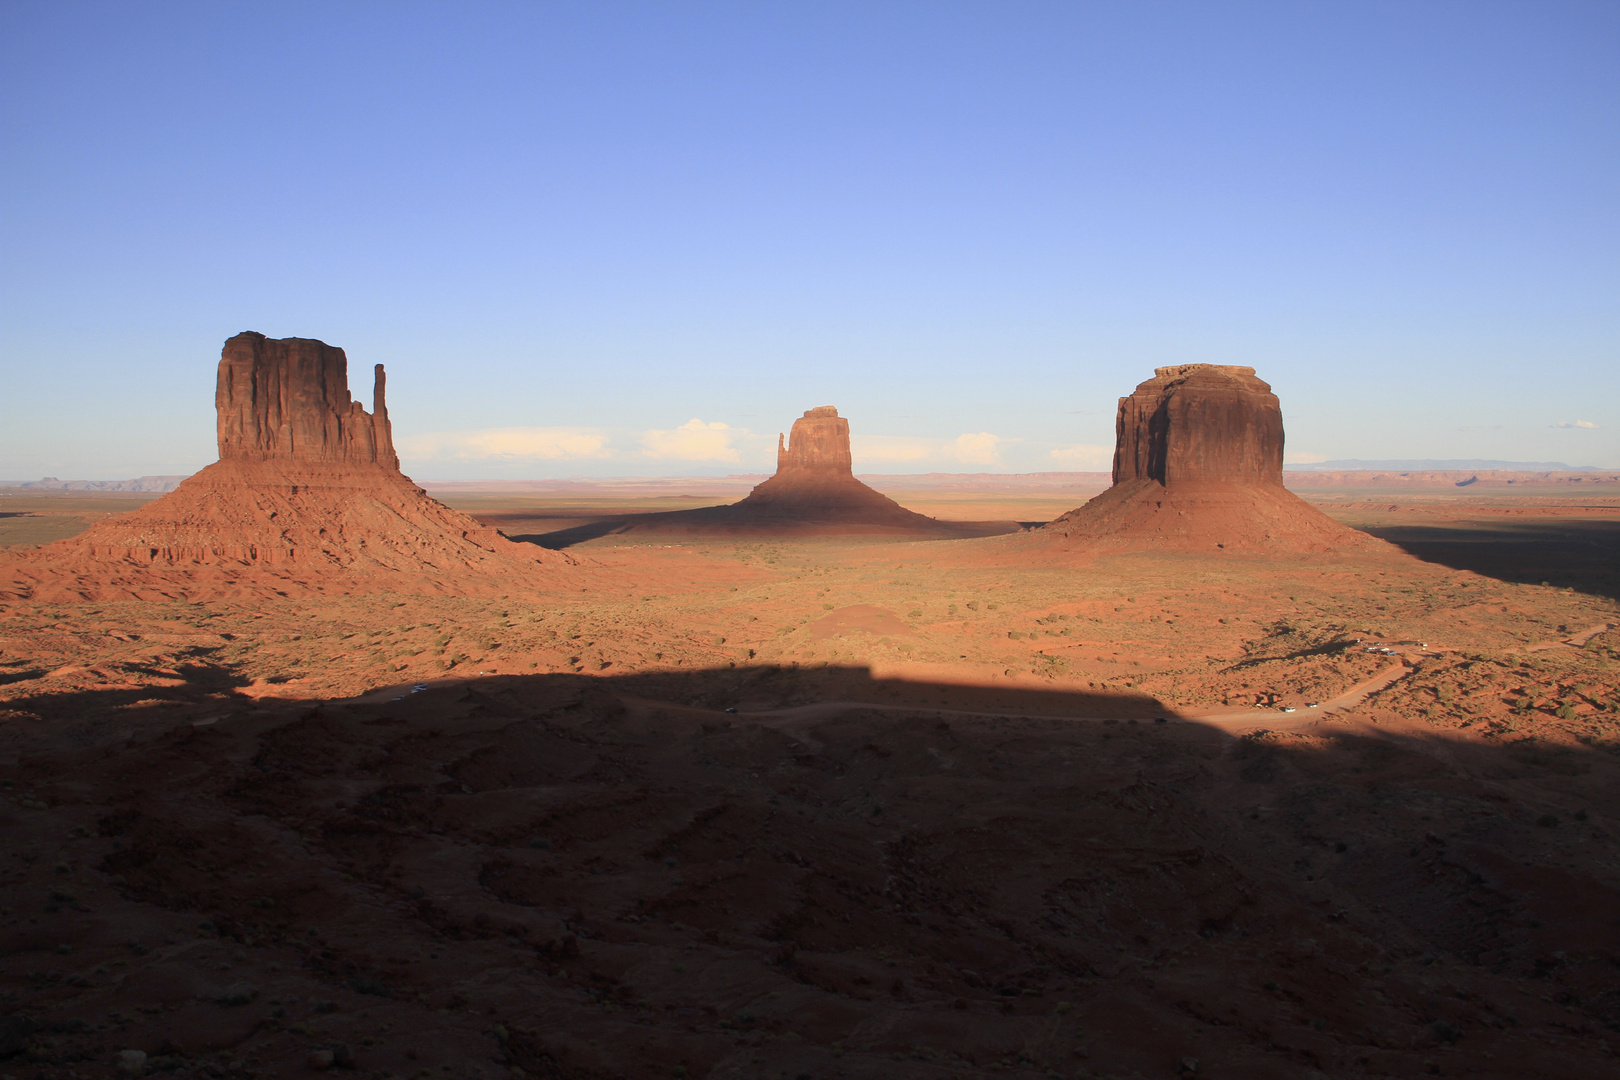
[509,509,1022,550]
[4,664,1619,1077]
[1358,518,1620,602]
[509,518,632,549]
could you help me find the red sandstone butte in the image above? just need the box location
[216,332,398,468]
[564,407,1016,541]
[729,406,927,523]
[0,333,567,601]
[1112,364,1284,488]
[1046,365,1375,552]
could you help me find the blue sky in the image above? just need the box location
[2,1,1616,479]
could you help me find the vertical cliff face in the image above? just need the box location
[215,332,397,469]
[776,406,854,474]
[1047,363,1372,552]
[1112,365,1284,489]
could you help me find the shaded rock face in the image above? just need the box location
[1043,364,1375,553]
[216,332,397,469]
[1113,365,1283,489]
[743,406,908,518]
[776,406,853,474]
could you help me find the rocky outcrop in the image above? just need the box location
[1113,365,1283,488]
[775,406,854,474]
[1045,365,1375,553]
[735,406,909,520]
[216,332,397,468]
[538,407,1016,543]
[2,333,567,601]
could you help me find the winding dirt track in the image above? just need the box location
[1189,661,1412,730]
[1525,621,1615,652]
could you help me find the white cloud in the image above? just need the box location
[400,426,611,461]
[851,433,1009,467]
[1284,451,1327,464]
[850,435,936,462]
[950,432,1004,466]
[641,419,749,462]
[1050,443,1113,469]
[1555,419,1600,429]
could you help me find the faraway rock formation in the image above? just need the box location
[726,407,935,524]
[1045,364,1374,552]
[544,407,1016,542]
[2,333,567,601]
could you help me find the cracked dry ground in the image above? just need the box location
[1,531,1619,1079]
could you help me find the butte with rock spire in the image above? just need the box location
[720,406,950,527]
[1042,364,1376,552]
[548,406,1016,542]
[1,332,568,601]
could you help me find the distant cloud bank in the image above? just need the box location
[1555,419,1600,429]
[641,419,758,463]
[404,422,1403,475]
[852,433,1009,467]
[399,426,611,461]
[1049,444,1112,469]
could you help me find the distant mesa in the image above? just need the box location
[1,331,568,601]
[723,406,937,525]
[1287,458,1597,472]
[1044,364,1376,552]
[535,406,1018,544]
[776,406,853,472]
[1,476,186,493]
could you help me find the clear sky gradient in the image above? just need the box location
[2,1,1616,478]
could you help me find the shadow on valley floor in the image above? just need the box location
[510,517,634,549]
[1356,518,1620,602]
[3,663,1620,1078]
[0,647,250,744]
[509,517,1024,550]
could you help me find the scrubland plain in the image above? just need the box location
[1,477,1618,1078]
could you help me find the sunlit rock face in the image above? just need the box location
[216,332,397,469]
[0,332,566,601]
[1112,364,1284,489]
[774,406,854,475]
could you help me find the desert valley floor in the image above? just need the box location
[1,476,1618,1080]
